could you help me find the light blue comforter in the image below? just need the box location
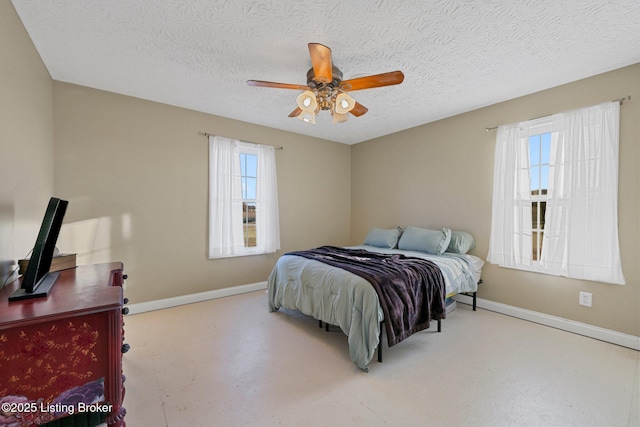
[267,245,483,371]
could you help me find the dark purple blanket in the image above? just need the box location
[286,246,446,347]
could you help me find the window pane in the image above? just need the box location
[529,135,540,165]
[532,231,543,261]
[541,133,551,164]
[243,202,256,247]
[530,166,540,193]
[240,153,247,176]
[540,201,546,230]
[246,154,257,177]
[241,176,247,199]
[540,165,549,191]
[246,177,256,199]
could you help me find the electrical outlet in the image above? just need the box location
[579,292,592,307]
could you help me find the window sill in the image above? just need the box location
[498,261,552,277]
[208,249,276,260]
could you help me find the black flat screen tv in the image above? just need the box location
[9,197,69,302]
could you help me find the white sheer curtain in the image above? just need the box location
[208,136,245,258]
[488,102,625,285]
[487,123,533,269]
[255,143,281,254]
[540,102,625,284]
[208,135,280,259]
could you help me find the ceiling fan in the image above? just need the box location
[246,43,405,123]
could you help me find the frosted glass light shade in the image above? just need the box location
[334,93,355,114]
[298,110,316,123]
[296,91,317,112]
[332,112,348,123]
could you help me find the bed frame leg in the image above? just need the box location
[437,319,442,332]
[319,320,322,328]
[472,279,482,311]
[378,322,383,363]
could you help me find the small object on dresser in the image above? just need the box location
[18,253,77,275]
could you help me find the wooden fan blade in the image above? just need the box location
[247,80,310,90]
[339,71,404,91]
[308,43,332,83]
[350,102,368,117]
[288,107,302,118]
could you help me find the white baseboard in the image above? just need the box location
[127,283,638,351]
[127,281,268,315]
[454,294,640,351]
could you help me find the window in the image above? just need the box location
[529,132,550,261]
[488,102,625,284]
[208,136,280,259]
[240,151,257,248]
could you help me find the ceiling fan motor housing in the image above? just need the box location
[306,66,343,88]
[307,66,345,111]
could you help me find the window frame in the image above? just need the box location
[522,117,553,273]
[231,142,261,257]
[528,129,551,262]
[239,146,258,250]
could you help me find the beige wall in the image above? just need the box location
[351,64,640,336]
[52,82,351,303]
[4,0,638,337]
[0,1,54,283]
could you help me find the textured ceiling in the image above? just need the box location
[11,0,640,145]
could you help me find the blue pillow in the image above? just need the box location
[446,230,476,254]
[397,226,451,255]
[363,227,403,249]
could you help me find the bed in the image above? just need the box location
[267,226,484,371]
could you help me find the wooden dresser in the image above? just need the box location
[0,263,128,427]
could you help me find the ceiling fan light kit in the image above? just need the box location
[247,43,404,124]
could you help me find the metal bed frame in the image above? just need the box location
[318,284,480,364]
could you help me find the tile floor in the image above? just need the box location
[118,290,639,426]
